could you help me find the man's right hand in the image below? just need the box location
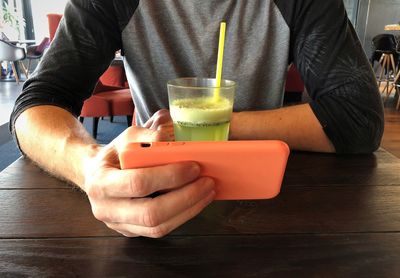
[15,106,215,238]
[83,126,216,238]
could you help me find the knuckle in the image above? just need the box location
[152,110,171,126]
[153,131,165,142]
[122,232,138,238]
[158,124,173,132]
[91,205,107,222]
[182,190,197,207]
[142,207,160,227]
[154,110,163,117]
[157,124,167,130]
[166,169,178,186]
[86,182,105,199]
[129,171,148,197]
[152,118,161,126]
[147,226,168,238]
[155,109,168,118]
[105,222,114,229]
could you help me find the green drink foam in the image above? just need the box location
[170,97,233,141]
[170,97,232,124]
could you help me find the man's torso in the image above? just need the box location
[118,0,290,125]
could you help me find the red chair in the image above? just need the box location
[284,64,305,104]
[47,14,63,42]
[285,64,304,93]
[100,64,129,123]
[46,13,133,138]
[79,80,134,139]
[100,64,128,88]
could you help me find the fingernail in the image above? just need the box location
[202,177,215,189]
[190,163,201,176]
[206,190,216,203]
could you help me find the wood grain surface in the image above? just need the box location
[1,149,399,276]
[0,235,399,277]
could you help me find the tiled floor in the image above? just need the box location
[0,82,23,126]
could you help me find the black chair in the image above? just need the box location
[26,37,50,74]
[371,34,398,98]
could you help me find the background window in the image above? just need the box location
[1,0,26,40]
[344,0,360,26]
[31,0,68,41]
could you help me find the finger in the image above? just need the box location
[143,119,153,129]
[144,109,172,129]
[157,124,175,141]
[105,223,138,237]
[87,161,201,198]
[93,177,215,226]
[149,114,172,130]
[157,123,174,131]
[106,188,215,238]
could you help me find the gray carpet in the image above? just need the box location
[0,123,20,171]
[0,116,128,172]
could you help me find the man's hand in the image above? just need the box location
[15,106,215,238]
[84,145,215,237]
[143,109,175,141]
[83,123,215,238]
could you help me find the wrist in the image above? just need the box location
[76,143,102,191]
[229,112,242,140]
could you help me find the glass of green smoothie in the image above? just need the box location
[167,77,236,141]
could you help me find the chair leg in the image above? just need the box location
[10,62,20,85]
[385,86,394,102]
[385,55,391,95]
[27,59,32,75]
[394,70,400,86]
[19,61,29,79]
[127,115,133,127]
[394,71,400,110]
[79,117,84,123]
[396,85,400,110]
[93,117,99,139]
[378,55,387,88]
[390,54,396,76]
[110,116,114,123]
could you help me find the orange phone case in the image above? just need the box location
[118,140,290,200]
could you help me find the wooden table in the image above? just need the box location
[1,149,400,276]
[385,24,400,31]
[7,40,37,45]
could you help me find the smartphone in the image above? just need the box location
[118,140,290,200]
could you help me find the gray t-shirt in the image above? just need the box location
[10,0,384,153]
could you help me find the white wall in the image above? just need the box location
[31,0,68,41]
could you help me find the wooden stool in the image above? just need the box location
[377,53,397,100]
[392,70,400,109]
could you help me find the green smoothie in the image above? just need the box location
[170,96,233,141]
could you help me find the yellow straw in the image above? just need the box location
[214,22,226,101]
